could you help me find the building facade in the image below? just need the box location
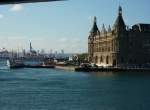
[88,6,150,67]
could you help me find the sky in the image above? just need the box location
[0,0,150,53]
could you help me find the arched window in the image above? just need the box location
[113,59,116,66]
[95,56,98,63]
[106,56,109,64]
[89,57,92,62]
[100,56,103,63]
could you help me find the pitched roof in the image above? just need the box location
[90,16,99,33]
[113,6,126,31]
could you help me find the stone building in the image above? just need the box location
[88,6,150,67]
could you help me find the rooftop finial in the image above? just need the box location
[94,16,97,23]
[118,5,122,16]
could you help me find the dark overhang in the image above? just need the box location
[0,0,65,5]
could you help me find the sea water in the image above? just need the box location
[0,60,150,110]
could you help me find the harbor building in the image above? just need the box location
[88,6,150,67]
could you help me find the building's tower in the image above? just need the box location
[90,16,100,36]
[88,16,100,63]
[112,6,128,66]
[113,6,126,33]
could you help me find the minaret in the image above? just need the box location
[30,42,33,52]
[113,6,126,32]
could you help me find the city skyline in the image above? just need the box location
[0,0,150,53]
[0,42,66,55]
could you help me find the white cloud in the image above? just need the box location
[0,14,4,19]
[10,4,23,12]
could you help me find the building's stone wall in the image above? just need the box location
[88,6,150,67]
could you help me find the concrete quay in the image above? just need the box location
[55,66,75,71]
[55,65,150,73]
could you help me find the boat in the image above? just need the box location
[7,59,25,68]
[7,58,55,69]
[25,64,55,68]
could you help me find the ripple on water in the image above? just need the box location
[0,61,150,110]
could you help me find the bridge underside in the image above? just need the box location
[0,0,64,5]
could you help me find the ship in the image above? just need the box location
[7,58,55,69]
[7,59,25,68]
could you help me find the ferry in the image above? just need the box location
[7,59,25,68]
[7,58,55,69]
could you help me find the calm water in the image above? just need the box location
[0,60,150,110]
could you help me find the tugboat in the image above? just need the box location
[7,59,25,69]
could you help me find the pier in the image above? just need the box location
[53,64,150,72]
[75,67,150,72]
